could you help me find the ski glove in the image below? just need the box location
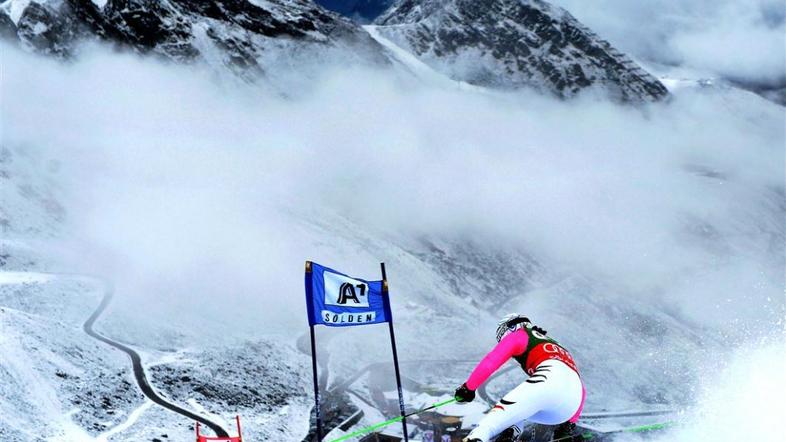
[454,383,475,403]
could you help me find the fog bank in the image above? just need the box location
[2,43,783,341]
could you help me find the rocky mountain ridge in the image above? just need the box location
[1,0,669,100]
[373,0,669,100]
[0,0,388,81]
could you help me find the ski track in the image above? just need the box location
[0,269,229,439]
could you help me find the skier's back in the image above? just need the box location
[454,314,585,442]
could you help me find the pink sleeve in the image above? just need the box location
[465,329,528,390]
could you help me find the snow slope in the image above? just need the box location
[147,343,313,442]
[365,24,486,92]
[0,274,144,441]
[2,29,784,440]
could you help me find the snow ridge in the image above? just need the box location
[0,0,670,101]
[0,0,389,80]
[374,0,669,101]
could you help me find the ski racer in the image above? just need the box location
[454,314,585,442]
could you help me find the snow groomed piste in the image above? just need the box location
[319,388,675,441]
[325,406,675,441]
[302,261,676,442]
[0,268,675,442]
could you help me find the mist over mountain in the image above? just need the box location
[549,0,786,105]
[1,1,784,441]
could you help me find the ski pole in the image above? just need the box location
[328,398,458,442]
[548,421,676,442]
[618,421,674,433]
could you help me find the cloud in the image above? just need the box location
[2,42,783,337]
[551,0,786,85]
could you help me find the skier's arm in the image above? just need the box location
[465,329,528,390]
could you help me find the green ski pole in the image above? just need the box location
[550,421,676,441]
[618,421,674,433]
[328,398,458,442]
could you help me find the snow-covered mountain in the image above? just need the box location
[373,0,669,101]
[0,0,388,81]
[1,0,671,101]
[2,3,784,440]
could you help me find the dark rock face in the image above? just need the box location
[0,0,388,79]
[374,0,668,101]
[1,0,669,101]
[0,8,18,42]
[413,238,545,313]
[7,0,87,56]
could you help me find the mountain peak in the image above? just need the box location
[374,0,669,101]
[1,0,668,101]
[0,0,388,79]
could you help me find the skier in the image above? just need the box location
[454,314,585,442]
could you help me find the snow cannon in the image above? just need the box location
[196,416,242,442]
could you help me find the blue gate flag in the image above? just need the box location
[305,261,391,327]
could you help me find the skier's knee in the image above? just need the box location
[465,425,492,442]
